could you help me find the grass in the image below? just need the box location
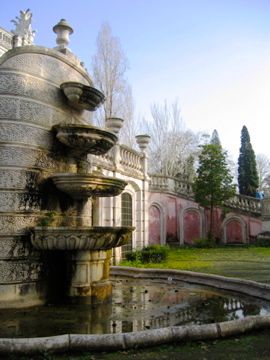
[120,246,270,283]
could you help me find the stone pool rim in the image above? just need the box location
[1,266,270,355]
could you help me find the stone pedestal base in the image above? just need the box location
[68,249,112,304]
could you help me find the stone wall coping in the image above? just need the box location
[1,267,270,354]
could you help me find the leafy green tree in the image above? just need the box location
[238,126,259,197]
[193,144,236,240]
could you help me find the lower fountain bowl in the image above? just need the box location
[31,226,134,250]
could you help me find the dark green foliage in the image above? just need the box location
[210,129,221,146]
[37,211,56,227]
[126,245,169,263]
[238,126,259,197]
[193,144,236,239]
[125,250,141,262]
[194,237,217,248]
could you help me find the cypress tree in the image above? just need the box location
[238,126,259,197]
[210,129,221,146]
[193,144,236,240]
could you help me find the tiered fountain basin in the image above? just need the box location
[31,226,134,251]
[60,81,105,111]
[50,173,127,199]
[29,84,132,303]
[53,124,117,155]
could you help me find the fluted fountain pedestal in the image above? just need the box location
[69,250,112,304]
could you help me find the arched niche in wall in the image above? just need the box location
[148,202,166,245]
[180,207,203,245]
[222,215,247,244]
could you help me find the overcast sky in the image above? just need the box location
[1,0,270,160]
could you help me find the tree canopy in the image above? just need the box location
[238,126,259,197]
[146,100,199,178]
[193,143,236,239]
[91,23,136,147]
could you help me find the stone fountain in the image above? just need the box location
[30,82,133,304]
[0,14,133,307]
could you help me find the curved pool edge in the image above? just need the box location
[1,267,270,355]
[1,316,270,354]
[111,266,270,301]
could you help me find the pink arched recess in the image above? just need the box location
[226,220,244,243]
[149,205,161,245]
[184,210,200,244]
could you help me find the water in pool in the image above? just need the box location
[1,278,269,337]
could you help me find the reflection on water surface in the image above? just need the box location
[1,278,269,337]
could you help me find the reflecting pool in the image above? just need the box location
[1,278,269,337]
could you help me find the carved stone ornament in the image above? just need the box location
[11,9,36,45]
[31,226,134,250]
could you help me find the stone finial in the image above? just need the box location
[53,19,73,51]
[105,118,124,135]
[11,9,36,46]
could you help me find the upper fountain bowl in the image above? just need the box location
[53,124,118,155]
[51,173,127,200]
[60,81,105,111]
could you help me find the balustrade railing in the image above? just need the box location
[119,145,144,173]
[225,194,261,214]
[149,174,193,197]
[149,174,261,215]
[91,144,144,177]
[0,28,12,54]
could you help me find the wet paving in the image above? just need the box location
[0,277,270,338]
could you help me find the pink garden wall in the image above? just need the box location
[149,192,262,246]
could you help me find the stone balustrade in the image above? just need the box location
[261,197,270,220]
[149,174,261,215]
[91,144,145,178]
[149,174,169,191]
[91,151,115,172]
[149,174,193,197]
[119,145,144,174]
[0,27,12,56]
[225,194,261,215]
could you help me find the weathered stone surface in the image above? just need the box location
[0,146,58,169]
[0,122,53,149]
[0,191,42,212]
[1,51,90,85]
[0,72,64,107]
[0,260,41,283]
[69,333,125,351]
[19,99,53,127]
[0,236,30,259]
[0,334,69,354]
[0,215,40,235]
[31,227,133,250]
[0,97,19,119]
[0,169,39,190]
